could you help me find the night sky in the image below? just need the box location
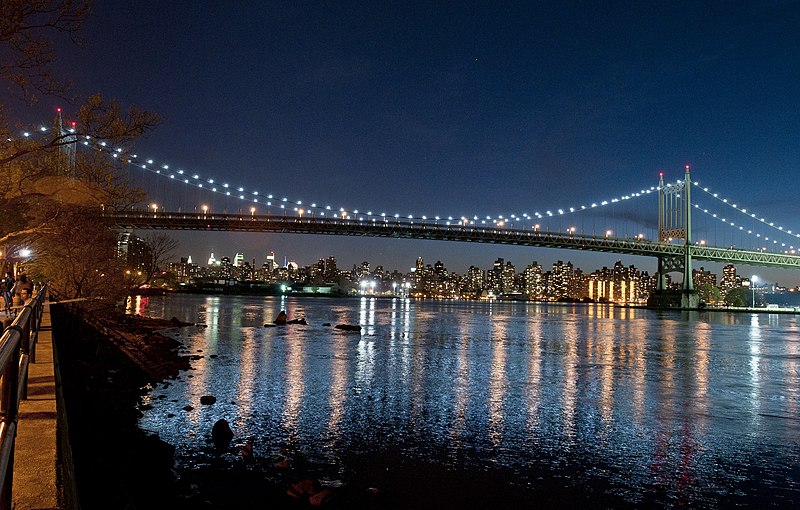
[15,1,800,283]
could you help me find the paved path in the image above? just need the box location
[11,303,61,510]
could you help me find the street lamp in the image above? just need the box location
[202,204,208,217]
[151,203,158,214]
[751,275,758,307]
[605,230,613,238]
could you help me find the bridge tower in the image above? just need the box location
[54,108,76,177]
[652,164,699,308]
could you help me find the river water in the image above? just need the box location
[134,294,800,507]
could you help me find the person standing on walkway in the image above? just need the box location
[12,274,34,304]
[1,272,14,316]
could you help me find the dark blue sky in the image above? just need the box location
[23,1,800,281]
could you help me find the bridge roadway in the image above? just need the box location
[105,211,800,270]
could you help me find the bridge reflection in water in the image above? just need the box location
[135,294,800,506]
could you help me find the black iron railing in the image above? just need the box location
[0,284,48,508]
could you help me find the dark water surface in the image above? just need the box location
[134,294,800,507]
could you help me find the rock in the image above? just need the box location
[286,318,307,325]
[209,354,218,359]
[334,324,361,332]
[200,395,217,405]
[310,488,335,506]
[183,405,194,411]
[167,413,175,418]
[322,323,331,326]
[211,419,233,448]
[241,442,253,460]
[169,316,192,326]
[274,310,287,325]
[191,355,204,360]
[287,479,321,500]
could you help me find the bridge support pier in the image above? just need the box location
[647,289,700,309]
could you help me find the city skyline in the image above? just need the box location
[164,244,777,294]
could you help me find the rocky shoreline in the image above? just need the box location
[51,305,395,508]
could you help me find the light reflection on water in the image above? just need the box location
[135,295,800,506]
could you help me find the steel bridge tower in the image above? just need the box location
[653,164,699,308]
[54,108,76,177]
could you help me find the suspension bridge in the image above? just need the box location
[28,112,800,306]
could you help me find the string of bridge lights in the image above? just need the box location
[15,120,799,251]
[83,136,670,228]
[14,120,671,227]
[692,201,796,252]
[692,181,800,241]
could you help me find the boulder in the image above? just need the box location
[334,324,361,332]
[287,479,321,500]
[211,419,233,448]
[241,442,254,461]
[309,488,335,506]
[274,310,287,325]
[200,395,217,405]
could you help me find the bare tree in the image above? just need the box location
[0,0,91,101]
[141,232,179,285]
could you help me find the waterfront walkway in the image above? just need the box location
[9,303,61,509]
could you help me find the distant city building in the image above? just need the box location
[548,260,574,300]
[720,264,740,294]
[522,262,544,299]
[117,232,150,273]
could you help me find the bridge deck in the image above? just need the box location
[106,211,800,270]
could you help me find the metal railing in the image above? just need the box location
[0,284,48,508]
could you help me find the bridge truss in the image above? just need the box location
[104,211,800,271]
